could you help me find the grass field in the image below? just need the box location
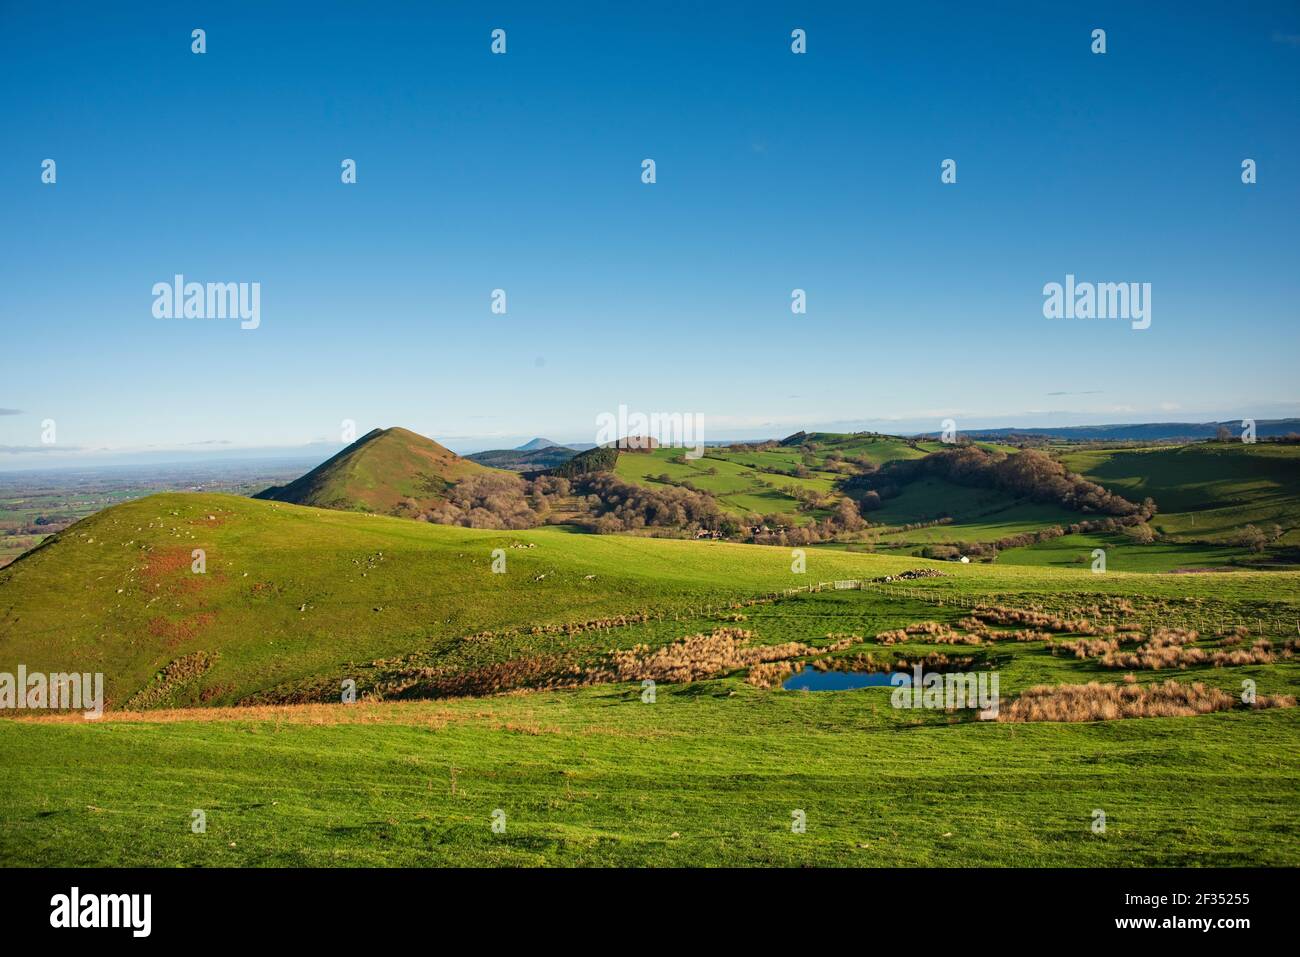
[614,447,840,521]
[3,581,1297,866]
[996,532,1249,572]
[4,690,1296,866]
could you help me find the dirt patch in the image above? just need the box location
[139,545,213,597]
[147,612,218,647]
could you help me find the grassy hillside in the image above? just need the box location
[1060,443,1300,544]
[608,434,938,524]
[0,491,947,709]
[3,692,1295,867]
[255,427,498,515]
[613,447,837,521]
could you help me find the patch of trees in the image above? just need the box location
[1230,523,1283,553]
[411,474,542,529]
[726,440,781,453]
[572,473,739,536]
[844,446,1149,518]
[551,446,619,478]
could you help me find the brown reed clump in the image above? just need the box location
[1052,637,1120,659]
[748,661,801,689]
[1098,634,1280,670]
[999,679,1295,722]
[874,620,971,645]
[585,627,812,686]
[958,617,1054,642]
[971,604,1096,634]
[1147,627,1200,645]
[822,634,861,652]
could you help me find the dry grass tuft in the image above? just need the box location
[999,679,1296,722]
[585,628,812,687]
[1052,637,1120,659]
[875,621,978,645]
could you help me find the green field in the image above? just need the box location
[995,532,1249,572]
[3,682,1296,866]
[614,448,838,521]
[611,435,947,525]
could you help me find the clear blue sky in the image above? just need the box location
[2,1,1298,466]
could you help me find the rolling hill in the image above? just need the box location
[466,444,578,471]
[0,490,944,710]
[254,427,498,515]
[1060,442,1300,544]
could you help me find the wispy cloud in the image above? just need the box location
[1046,390,1102,397]
[0,409,23,416]
[1271,30,1300,47]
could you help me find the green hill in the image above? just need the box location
[0,491,941,710]
[1060,443,1300,544]
[254,427,498,515]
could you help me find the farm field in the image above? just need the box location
[613,446,841,522]
[995,532,1250,572]
[4,684,1296,867]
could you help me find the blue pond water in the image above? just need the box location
[782,670,912,692]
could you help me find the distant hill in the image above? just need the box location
[515,437,563,452]
[467,445,579,471]
[918,419,1300,442]
[254,427,497,515]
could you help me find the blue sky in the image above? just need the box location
[2,1,1298,466]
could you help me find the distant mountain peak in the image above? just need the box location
[254,426,495,514]
[515,437,564,451]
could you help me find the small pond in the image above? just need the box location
[782,670,911,692]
